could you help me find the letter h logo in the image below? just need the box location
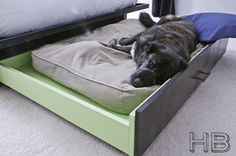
[189,132,209,153]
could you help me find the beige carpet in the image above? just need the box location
[0,39,236,156]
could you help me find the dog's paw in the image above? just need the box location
[107,38,118,48]
[118,38,131,45]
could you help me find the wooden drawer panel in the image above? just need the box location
[134,39,228,156]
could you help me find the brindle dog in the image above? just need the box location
[106,12,198,87]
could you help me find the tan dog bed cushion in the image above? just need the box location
[32,19,158,114]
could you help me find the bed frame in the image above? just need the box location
[0,3,228,156]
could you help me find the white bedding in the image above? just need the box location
[0,0,137,38]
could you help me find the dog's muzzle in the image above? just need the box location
[130,68,156,87]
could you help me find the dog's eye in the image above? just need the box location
[148,60,156,68]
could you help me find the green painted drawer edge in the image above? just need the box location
[0,52,136,155]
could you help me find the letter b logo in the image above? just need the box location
[189,132,230,153]
[211,132,230,153]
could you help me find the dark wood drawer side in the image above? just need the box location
[134,39,228,156]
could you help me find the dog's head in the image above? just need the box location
[130,42,188,87]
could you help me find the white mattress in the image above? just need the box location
[0,0,137,38]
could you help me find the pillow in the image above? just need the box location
[183,13,236,42]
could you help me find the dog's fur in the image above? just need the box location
[106,12,198,87]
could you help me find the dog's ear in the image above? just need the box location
[179,57,188,70]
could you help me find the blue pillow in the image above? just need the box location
[183,13,236,42]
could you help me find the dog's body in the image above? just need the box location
[107,12,198,87]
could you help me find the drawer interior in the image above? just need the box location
[0,43,206,118]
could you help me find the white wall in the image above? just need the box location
[127,0,160,21]
[128,0,152,19]
[128,0,236,18]
[175,0,236,16]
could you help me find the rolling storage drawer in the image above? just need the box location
[0,35,228,156]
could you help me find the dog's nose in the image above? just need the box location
[133,78,143,87]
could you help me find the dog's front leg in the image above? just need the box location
[119,32,143,45]
[102,38,132,54]
[109,39,132,54]
[112,45,132,54]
